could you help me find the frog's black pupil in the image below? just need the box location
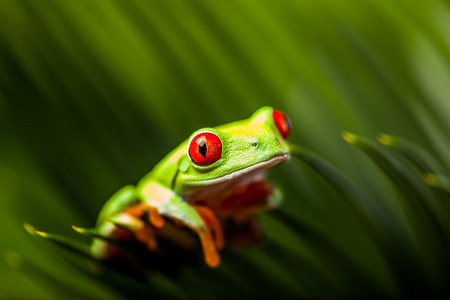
[199,140,207,157]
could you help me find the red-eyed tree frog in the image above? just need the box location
[91,106,291,268]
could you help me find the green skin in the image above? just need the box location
[92,106,290,266]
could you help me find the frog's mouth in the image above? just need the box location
[188,153,290,186]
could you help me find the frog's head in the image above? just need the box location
[177,106,291,190]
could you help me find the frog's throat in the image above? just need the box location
[187,153,290,186]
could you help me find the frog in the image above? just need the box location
[90,106,291,268]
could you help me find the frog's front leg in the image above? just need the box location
[92,205,160,260]
[140,181,222,268]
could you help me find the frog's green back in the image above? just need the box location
[138,142,187,189]
[95,185,138,226]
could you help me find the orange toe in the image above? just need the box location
[193,205,224,250]
[135,224,158,251]
[198,230,221,268]
[149,207,165,228]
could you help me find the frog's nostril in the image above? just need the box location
[251,139,259,148]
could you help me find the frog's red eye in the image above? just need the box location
[272,110,291,140]
[188,132,222,165]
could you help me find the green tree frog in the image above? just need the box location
[91,106,291,268]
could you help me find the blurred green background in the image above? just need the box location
[2,0,450,298]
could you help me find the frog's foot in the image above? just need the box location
[91,220,134,260]
[189,205,223,268]
[93,205,164,259]
[197,228,220,268]
[164,203,222,268]
[192,204,224,250]
[119,203,167,251]
[141,181,223,267]
[123,202,165,229]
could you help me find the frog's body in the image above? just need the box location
[91,106,291,267]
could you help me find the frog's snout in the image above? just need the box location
[250,134,280,151]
